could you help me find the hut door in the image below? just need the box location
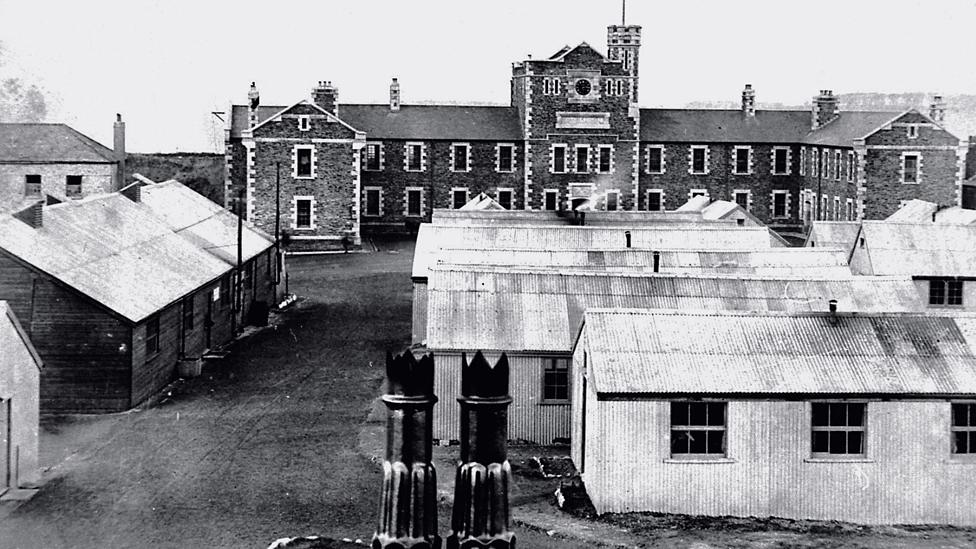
[0,399,9,493]
[204,297,213,350]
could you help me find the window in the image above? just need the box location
[903,153,920,184]
[182,295,194,331]
[405,188,423,217]
[496,144,514,173]
[733,147,750,175]
[929,279,964,306]
[833,197,841,221]
[647,190,663,211]
[598,145,613,173]
[800,147,807,176]
[66,175,82,196]
[405,143,425,172]
[25,174,41,196]
[542,358,569,401]
[451,143,470,172]
[646,145,665,174]
[821,149,829,179]
[773,147,789,175]
[543,77,561,95]
[452,188,468,209]
[907,124,919,139]
[544,189,558,211]
[294,146,314,178]
[145,315,160,356]
[364,187,382,217]
[846,199,854,221]
[605,191,618,211]
[733,190,750,211]
[812,149,820,178]
[952,403,976,455]
[364,143,382,171]
[496,189,513,210]
[298,115,310,131]
[847,151,855,182]
[690,146,708,174]
[820,195,829,221]
[575,145,590,173]
[294,197,313,229]
[834,150,842,180]
[244,261,255,293]
[551,144,567,173]
[670,402,727,457]
[219,275,231,308]
[811,402,866,457]
[772,190,788,218]
[690,189,707,199]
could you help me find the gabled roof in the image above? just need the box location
[544,41,607,62]
[140,179,274,264]
[0,123,119,163]
[886,199,939,223]
[1,300,42,369]
[425,271,925,353]
[0,194,232,323]
[802,110,902,146]
[431,209,708,226]
[248,100,364,136]
[459,192,506,211]
[579,309,976,396]
[857,221,976,276]
[639,109,811,143]
[805,221,862,255]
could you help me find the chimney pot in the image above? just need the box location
[829,299,838,313]
[652,250,661,272]
[625,230,632,248]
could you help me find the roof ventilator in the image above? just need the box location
[828,299,839,326]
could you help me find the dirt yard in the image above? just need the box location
[2,236,976,548]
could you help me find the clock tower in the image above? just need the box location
[606,23,641,102]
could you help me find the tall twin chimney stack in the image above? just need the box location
[930,94,946,124]
[811,89,839,130]
[247,82,260,128]
[389,78,400,112]
[114,113,126,190]
[741,84,756,117]
[312,80,339,117]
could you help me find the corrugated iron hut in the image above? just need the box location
[572,309,976,524]
[0,301,42,492]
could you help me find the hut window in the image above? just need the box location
[145,315,160,356]
[811,402,866,457]
[929,279,963,306]
[670,402,726,457]
[542,358,569,401]
[952,403,976,455]
[182,296,194,331]
[219,275,231,308]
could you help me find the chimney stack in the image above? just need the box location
[741,84,756,117]
[448,351,515,549]
[119,181,143,203]
[247,82,260,128]
[114,114,126,190]
[811,89,839,130]
[930,94,946,124]
[652,250,661,273]
[389,77,401,112]
[312,80,339,117]
[13,201,44,228]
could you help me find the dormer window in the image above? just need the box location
[298,115,311,131]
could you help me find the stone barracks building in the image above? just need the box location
[223,19,968,250]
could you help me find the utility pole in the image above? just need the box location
[816,148,822,222]
[236,188,244,333]
[274,162,281,286]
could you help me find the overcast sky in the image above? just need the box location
[1,0,974,152]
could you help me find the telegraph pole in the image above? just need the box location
[274,162,281,285]
[236,188,244,333]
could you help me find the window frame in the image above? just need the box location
[772,190,789,219]
[605,190,619,211]
[405,142,426,172]
[846,198,854,221]
[646,144,665,174]
[66,175,82,197]
[597,145,613,174]
[404,187,424,217]
[363,186,383,217]
[732,146,751,175]
[543,189,559,211]
[450,142,471,173]
[496,143,515,173]
[646,189,664,211]
[551,144,567,174]
[847,151,856,182]
[810,401,868,459]
[25,174,42,196]
[541,357,570,403]
[689,145,709,175]
[772,147,790,175]
[951,401,976,458]
[293,195,315,230]
[297,115,311,132]
[929,278,964,307]
[145,314,160,357]
[496,188,514,210]
[902,152,921,184]
[293,145,316,179]
[364,142,383,171]
[834,150,842,181]
[800,147,807,176]
[669,401,728,459]
[575,144,590,174]
[733,190,751,211]
[451,187,469,210]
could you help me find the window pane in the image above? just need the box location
[545,192,557,211]
[829,431,847,454]
[957,403,971,426]
[847,403,865,426]
[930,280,946,305]
[949,280,964,305]
[498,191,512,210]
[577,148,588,173]
[408,191,421,216]
[554,148,565,173]
[648,192,662,211]
[693,149,705,172]
[688,430,707,453]
[366,190,380,215]
[970,404,976,427]
[707,403,725,426]
[954,431,969,454]
[847,431,864,455]
[671,402,689,426]
[671,431,690,454]
[775,149,787,173]
[689,403,707,425]
[970,432,976,454]
[408,145,422,170]
[297,149,312,176]
[453,190,466,209]
[707,431,724,454]
[499,146,513,171]
[812,431,829,453]
[735,150,748,173]
[828,403,846,426]
[599,148,611,172]
[648,148,662,172]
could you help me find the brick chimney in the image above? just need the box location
[13,201,43,228]
[930,94,946,124]
[312,80,339,117]
[372,351,441,548]
[247,82,260,128]
[742,84,756,117]
[119,181,143,202]
[448,351,515,549]
[811,89,839,130]
[114,114,126,190]
[389,77,400,112]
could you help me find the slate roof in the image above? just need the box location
[639,109,812,143]
[140,179,274,264]
[0,194,232,323]
[0,123,119,163]
[802,111,901,146]
[424,270,925,353]
[858,221,976,277]
[579,309,976,395]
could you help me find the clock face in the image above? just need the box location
[575,79,592,96]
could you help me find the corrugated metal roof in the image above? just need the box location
[413,224,778,278]
[0,123,119,163]
[431,209,708,226]
[0,194,231,323]
[426,248,852,277]
[580,309,976,395]
[1,300,42,368]
[936,207,976,225]
[141,180,273,264]
[805,221,861,254]
[860,221,976,276]
[425,270,925,353]
[885,199,939,223]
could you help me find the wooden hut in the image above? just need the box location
[0,301,41,493]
